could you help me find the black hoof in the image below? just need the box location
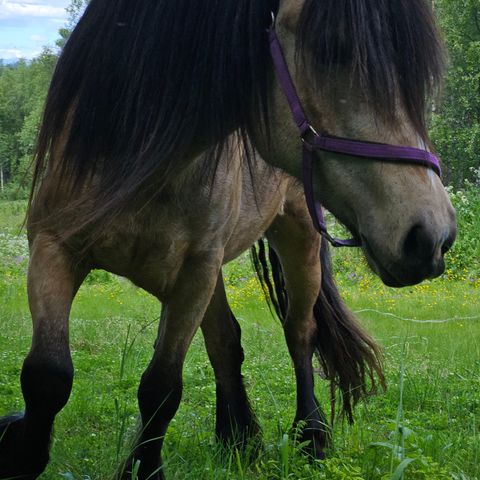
[116,457,165,480]
[302,437,326,461]
[0,413,48,480]
[215,425,263,470]
[293,421,329,462]
[216,417,263,460]
[216,419,261,446]
[117,470,164,480]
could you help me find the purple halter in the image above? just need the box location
[268,27,442,248]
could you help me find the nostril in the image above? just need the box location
[441,232,455,255]
[403,224,435,261]
[441,240,451,255]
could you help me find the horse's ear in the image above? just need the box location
[277,0,303,32]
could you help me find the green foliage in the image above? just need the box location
[66,0,90,25]
[56,0,90,49]
[445,167,480,279]
[0,183,29,201]
[0,50,57,190]
[0,201,28,302]
[84,269,117,285]
[430,0,480,186]
[223,253,253,287]
[0,0,89,189]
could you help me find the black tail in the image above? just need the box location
[251,236,385,423]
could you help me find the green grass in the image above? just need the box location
[0,201,479,479]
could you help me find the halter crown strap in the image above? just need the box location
[268,26,442,248]
[268,28,311,136]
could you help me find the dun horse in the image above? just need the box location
[0,1,456,479]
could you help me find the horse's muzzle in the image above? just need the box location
[362,220,457,288]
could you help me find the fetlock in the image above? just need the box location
[0,414,50,478]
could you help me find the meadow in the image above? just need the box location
[0,199,478,480]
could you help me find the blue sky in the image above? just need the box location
[0,0,70,61]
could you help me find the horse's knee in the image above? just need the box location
[21,350,74,419]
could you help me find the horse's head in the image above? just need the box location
[260,0,456,287]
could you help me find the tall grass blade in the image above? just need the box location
[390,458,416,480]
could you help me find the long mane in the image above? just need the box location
[30,0,443,235]
[297,0,444,137]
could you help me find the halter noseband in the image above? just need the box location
[268,26,442,248]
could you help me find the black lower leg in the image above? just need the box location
[202,278,259,447]
[0,235,81,479]
[120,364,182,480]
[0,350,73,478]
[123,254,222,480]
[283,318,329,460]
[215,371,259,446]
[129,367,182,480]
[292,367,329,460]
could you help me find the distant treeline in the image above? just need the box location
[0,0,478,197]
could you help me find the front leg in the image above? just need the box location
[201,274,260,448]
[0,234,87,479]
[121,252,223,480]
[266,213,330,460]
[284,317,329,460]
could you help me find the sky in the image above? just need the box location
[0,0,70,61]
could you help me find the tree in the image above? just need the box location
[0,51,56,190]
[15,51,57,186]
[56,0,90,49]
[430,0,480,186]
[0,0,90,195]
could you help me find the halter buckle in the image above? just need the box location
[300,124,320,152]
[300,124,319,141]
[270,12,276,28]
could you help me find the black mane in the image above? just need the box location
[297,0,444,137]
[31,0,443,233]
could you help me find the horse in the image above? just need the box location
[0,0,456,479]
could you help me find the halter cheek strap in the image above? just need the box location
[268,26,442,248]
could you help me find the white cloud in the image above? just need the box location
[0,1,67,20]
[0,47,22,57]
[0,1,68,59]
[30,33,47,42]
[0,46,41,59]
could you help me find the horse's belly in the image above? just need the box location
[223,176,291,262]
[90,220,190,299]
